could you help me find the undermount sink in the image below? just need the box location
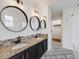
[12,43,27,50]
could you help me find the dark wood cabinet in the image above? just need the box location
[37,41,43,58]
[37,39,47,59]
[43,38,47,53]
[10,39,47,59]
[26,45,37,59]
[10,52,23,59]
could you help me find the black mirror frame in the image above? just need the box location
[0,6,28,32]
[40,20,46,29]
[29,16,40,31]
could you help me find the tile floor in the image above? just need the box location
[41,41,75,59]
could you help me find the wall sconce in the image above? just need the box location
[16,0,23,5]
[34,10,39,14]
[32,10,39,16]
[41,16,47,20]
[43,16,47,19]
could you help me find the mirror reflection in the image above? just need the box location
[30,16,40,31]
[0,6,28,32]
[41,20,46,29]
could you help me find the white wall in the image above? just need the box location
[0,0,47,41]
[62,16,72,49]
[62,4,79,51]
[47,6,53,51]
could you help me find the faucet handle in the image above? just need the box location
[17,36,21,40]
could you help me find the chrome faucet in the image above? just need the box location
[14,36,22,44]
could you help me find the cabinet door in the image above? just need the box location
[37,42,43,58]
[37,39,47,59]
[10,51,26,59]
[10,53,22,59]
[24,51,28,59]
[27,45,37,59]
[43,39,47,53]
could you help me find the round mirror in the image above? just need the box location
[0,6,28,32]
[40,20,46,29]
[30,16,40,31]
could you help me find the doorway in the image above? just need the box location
[52,19,62,45]
[51,8,63,45]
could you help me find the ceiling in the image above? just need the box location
[31,0,79,8]
[30,0,79,20]
[50,0,79,20]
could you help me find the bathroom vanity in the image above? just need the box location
[0,37,47,59]
[0,6,47,59]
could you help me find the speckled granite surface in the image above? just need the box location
[0,36,47,59]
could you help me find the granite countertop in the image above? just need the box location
[0,36,47,59]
